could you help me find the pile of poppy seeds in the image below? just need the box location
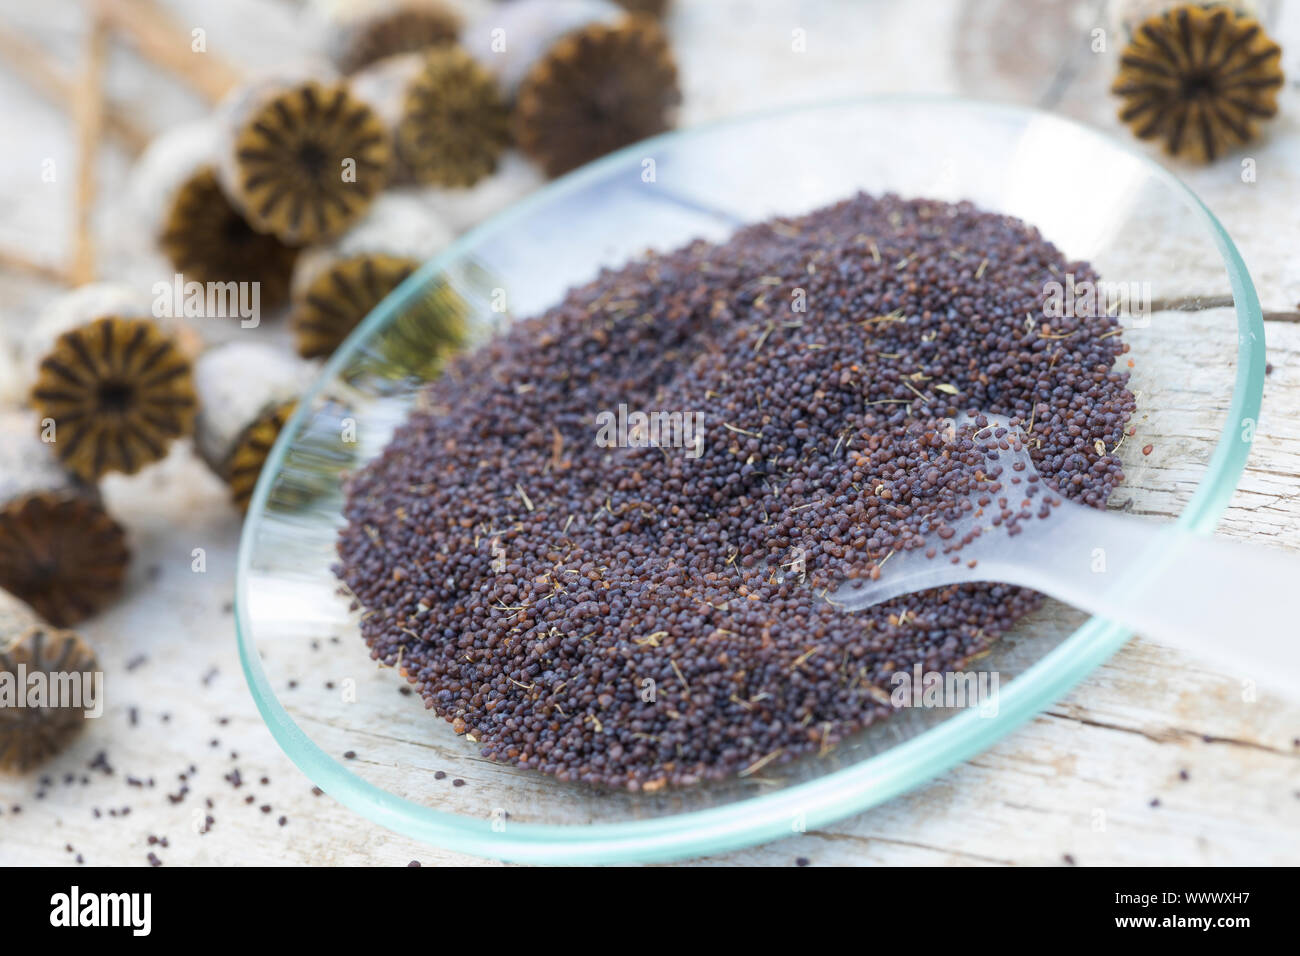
[336,193,1136,791]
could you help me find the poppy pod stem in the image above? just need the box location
[0,412,129,628]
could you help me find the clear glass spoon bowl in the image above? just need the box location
[834,414,1299,695]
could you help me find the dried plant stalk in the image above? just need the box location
[0,20,149,153]
[94,0,243,103]
[70,13,109,286]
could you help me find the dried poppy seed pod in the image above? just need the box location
[351,46,513,188]
[216,73,392,245]
[465,0,622,95]
[129,121,299,312]
[318,0,462,74]
[193,342,321,510]
[23,285,199,481]
[1110,2,1284,163]
[465,0,681,177]
[290,191,455,358]
[0,590,100,773]
[0,413,129,627]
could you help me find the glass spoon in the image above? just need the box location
[832,414,1300,694]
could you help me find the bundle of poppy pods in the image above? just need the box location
[0,0,682,772]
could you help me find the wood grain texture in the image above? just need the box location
[0,0,1297,867]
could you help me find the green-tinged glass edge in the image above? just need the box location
[235,94,1266,865]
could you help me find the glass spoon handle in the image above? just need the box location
[1000,505,1300,696]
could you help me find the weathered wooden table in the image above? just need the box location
[1,0,1297,866]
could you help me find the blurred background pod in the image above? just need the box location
[1106,0,1279,38]
[0,589,101,774]
[128,120,300,317]
[290,191,456,359]
[1106,0,1285,162]
[351,46,512,188]
[214,70,393,246]
[21,284,199,482]
[314,0,463,75]
[464,0,681,176]
[192,341,323,511]
[611,0,670,16]
[465,0,624,95]
[0,412,130,628]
